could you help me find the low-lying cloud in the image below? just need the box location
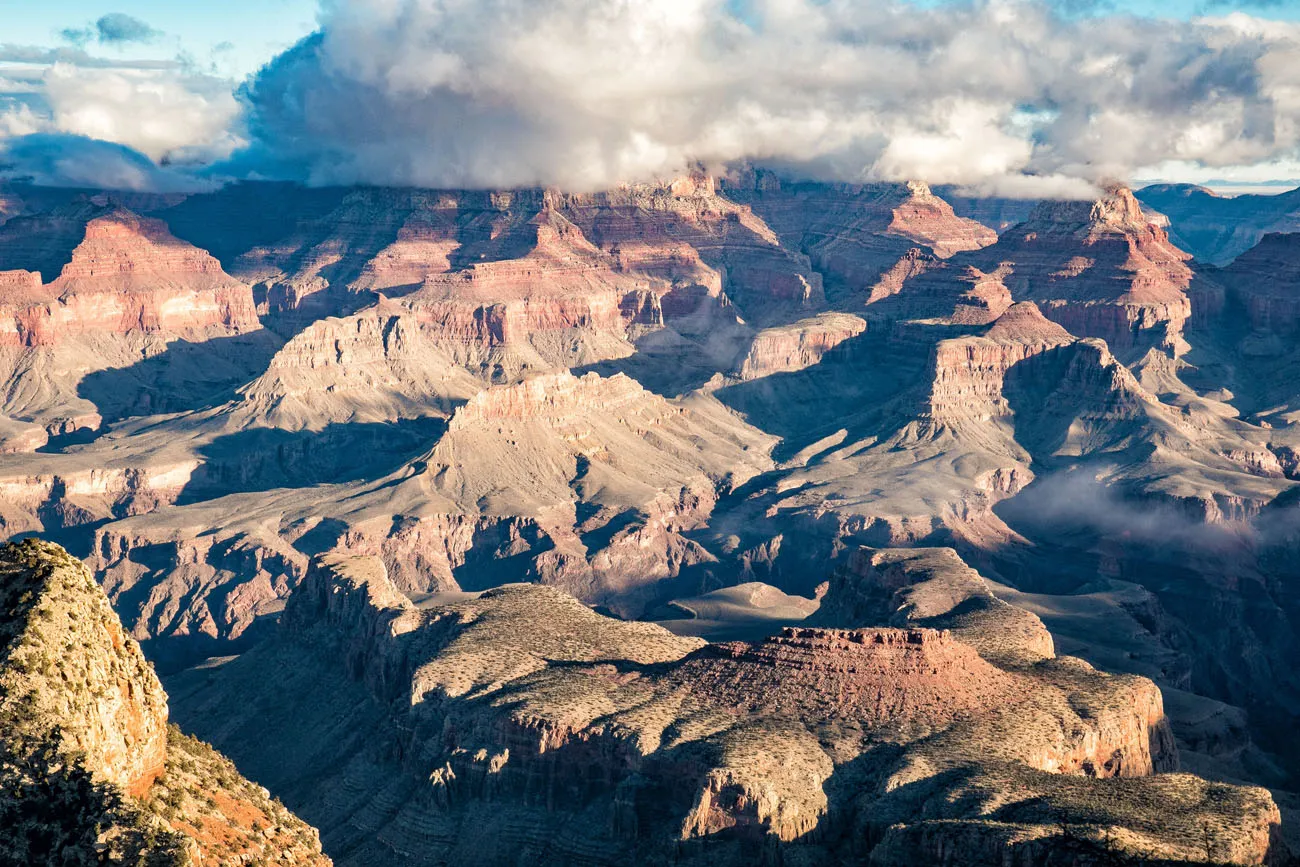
[998,470,1259,554]
[0,133,216,191]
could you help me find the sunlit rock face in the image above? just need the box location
[0,540,331,865]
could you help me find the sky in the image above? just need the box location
[2,0,1300,196]
[0,0,319,77]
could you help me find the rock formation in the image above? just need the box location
[996,187,1197,353]
[1216,233,1300,337]
[0,539,329,865]
[0,206,271,441]
[722,172,997,303]
[85,370,775,663]
[233,298,481,429]
[0,178,1297,862]
[0,209,258,346]
[734,312,866,380]
[165,551,1285,866]
[813,546,1056,664]
[899,186,1199,356]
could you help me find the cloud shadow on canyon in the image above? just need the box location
[75,332,284,427]
[177,417,447,502]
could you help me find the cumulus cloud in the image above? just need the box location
[0,49,243,183]
[7,0,1300,195]
[222,0,1300,195]
[37,64,242,164]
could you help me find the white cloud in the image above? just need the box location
[0,44,244,187]
[231,0,1300,195]
[7,0,1300,195]
[39,63,242,163]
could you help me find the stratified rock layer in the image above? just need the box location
[2,209,258,347]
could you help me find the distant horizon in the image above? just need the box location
[2,170,1299,202]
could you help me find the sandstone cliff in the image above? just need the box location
[0,206,271,441]
[2,209,258,348]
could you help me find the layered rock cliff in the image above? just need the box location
[0,206,271,440]
[722,172,997,302]
[997,187,1198,353]
[2,209,259,347]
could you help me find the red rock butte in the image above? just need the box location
[0,208,258,347]
[678,626,1025,727]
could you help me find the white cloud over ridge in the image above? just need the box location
[230,0,1300,196]
[5,0,1300,195]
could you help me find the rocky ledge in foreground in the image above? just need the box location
[168,551,1288,867]
[0,539,329,866]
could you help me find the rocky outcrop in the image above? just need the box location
[405,209,665,376]
[678,626,1022,728]
[872,187,1197,355]
[0,540,330,865]
[79,370,774,661]
[233,180,818,350]
[722,172,996,302]
[1216,232,1300,336]
[554,174,825,316]
[91,519,311,660]
[0,539,168,798]
[928,301,1073,423]
[395,371,775,611]
[815,546,1056,664]
[735,312,866,380]
[0,207,270,440]
[991,187,1196,353]
[234,299,481,428]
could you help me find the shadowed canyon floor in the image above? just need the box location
[0,176,1298,864]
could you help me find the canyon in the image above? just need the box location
[0,174,1297,865]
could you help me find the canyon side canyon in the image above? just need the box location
[0,174,1297,865]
